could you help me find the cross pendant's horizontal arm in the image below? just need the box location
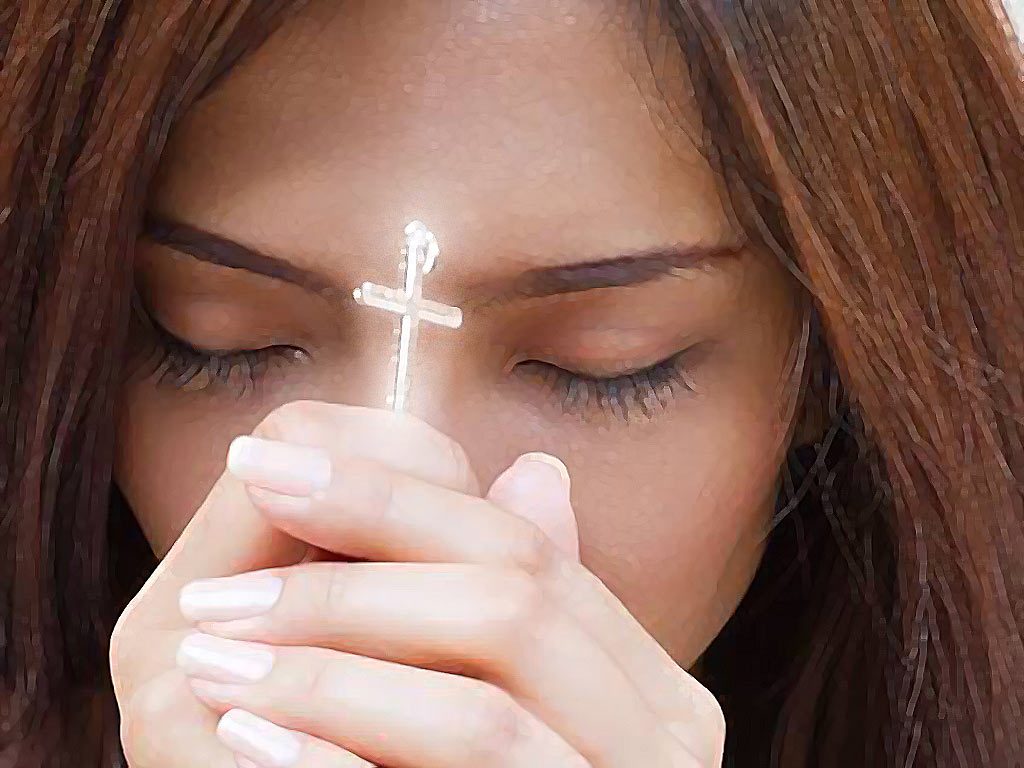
[353,283,406,314]
[354,282,463,328]
[418,303,463,328]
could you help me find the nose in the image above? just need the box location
[398,329,471,424]
[347,300,524,499]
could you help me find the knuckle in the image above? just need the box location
[264,566,331,629]
[402,414,477,493]
[128,680,172,726]
[665,683,727,765]
[120,677,177,766]
[461,687,526,761]
[509,524,560,578]
[355,462,398,527]
[322,563,351,616]
[504,571,549,627]
[306,652,347,704]
[442,437,477,493]
[400,414,478,492]
[483,571,550,662]
[695,686,726,737]
[706,703,727,749]
[678,685,726,759]
[108,603,144,701]
[107,621,131,696]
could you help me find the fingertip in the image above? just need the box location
[488,452,580,562]
[514,451,571,492]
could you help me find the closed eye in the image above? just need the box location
[514,347,699,422]
[130,299,309,396]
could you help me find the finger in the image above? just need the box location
[216,709,375,768]
[113,401,480,688]
[182,562,682,765]
[118,669,238,768]
[177,633,588,768]
[490,455,724,756]
[225,447,721,759]
[486,452,580,562]
[239,454,567,569]
[227,402,480,496]
[140,400,480,604]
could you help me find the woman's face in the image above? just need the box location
[115,0,803,669]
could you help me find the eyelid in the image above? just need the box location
[131,292,301,356]
[516,349,683,380]
[508,328,701,377]
[151,315,304,358]
[131,301,310,396]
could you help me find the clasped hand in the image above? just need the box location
[110,401,725,768]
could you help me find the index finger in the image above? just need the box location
[120,400,481,629]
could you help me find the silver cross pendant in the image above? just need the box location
[353,221,463,412]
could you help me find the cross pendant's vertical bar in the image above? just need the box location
[390,224,428,412]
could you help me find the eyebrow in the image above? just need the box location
[141,213,745,308]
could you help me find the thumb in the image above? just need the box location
[486,452,581,562]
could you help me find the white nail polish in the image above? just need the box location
[217,709,302,768]
[179,574,283,622]
[227,435,332,496]
[176,632,275,683]
[492,452,580,562]
[514,452,572,498]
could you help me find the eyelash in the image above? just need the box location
[515,353,696,422]
[136,308,695,419]
[135,309,308,397]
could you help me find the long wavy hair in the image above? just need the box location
[1,1,1021,766]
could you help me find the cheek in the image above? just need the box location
[113,378,264,556]
[537,392,790,667]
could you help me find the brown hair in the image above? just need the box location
[1,1,1021,766]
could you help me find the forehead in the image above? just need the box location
[148,0,734,282]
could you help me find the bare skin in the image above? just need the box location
[111,1,805,765]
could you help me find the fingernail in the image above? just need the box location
[235,756,263,768]
[512,452,572,501]
[489,452,579,561]
[176,632,275,683]
[227,435,332,497]
[179,573,283,622]
[217,709,302,768]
